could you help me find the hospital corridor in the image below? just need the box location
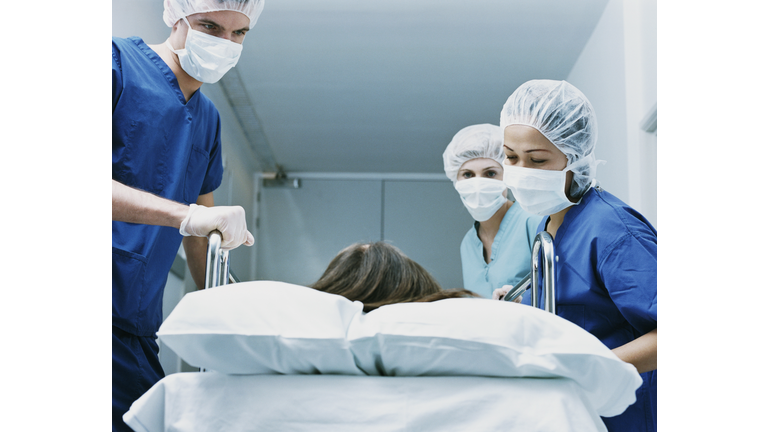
[108,0,662,431]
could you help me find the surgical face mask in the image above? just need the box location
[454,177,508,222]
[166,17,243,84]
[502,164,577,216]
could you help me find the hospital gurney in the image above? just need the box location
[503,231,555,310]
[123,232,641,432]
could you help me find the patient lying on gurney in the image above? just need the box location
[310,242,478,312]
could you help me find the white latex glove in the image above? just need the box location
[179,204,255,250]
[492,285,522,303]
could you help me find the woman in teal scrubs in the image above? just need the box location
[442,124,542,299]
[498,79,657,432]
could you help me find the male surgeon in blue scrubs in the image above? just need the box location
[112,1,265,430]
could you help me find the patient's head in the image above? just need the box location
[311,242,479,311]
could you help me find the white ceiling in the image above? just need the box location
[113,0,609,174]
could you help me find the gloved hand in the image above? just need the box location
[179,204,255,250]
[492,286,522,303]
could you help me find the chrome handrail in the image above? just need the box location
[530,231,556,314]
[204,230,230,290]
[503,273,531,302]
[200,231,230,373]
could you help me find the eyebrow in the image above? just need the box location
[458,166,500,172]
[503,145,551,154]
[197,18,249,33]
[197,18,220,27]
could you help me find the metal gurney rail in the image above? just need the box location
[504,231,556,313]
[204,230,238,289]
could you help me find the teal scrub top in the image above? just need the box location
[459,202,542,298]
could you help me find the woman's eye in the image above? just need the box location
[531,158,546,164]
[485,171,497,178]
[462,172,473,178]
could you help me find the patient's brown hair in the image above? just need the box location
[311,242,472,312]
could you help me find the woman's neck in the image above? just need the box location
[546,182,589,238]
[477,200,512,264]
[545,206,572,239]
[477,200,513,238]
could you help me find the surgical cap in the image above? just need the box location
[500,79,599,198]
[443,124,505,184]
[163,0,265,29]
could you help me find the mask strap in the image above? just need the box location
[166,16,192,53]
[165,40,178,53]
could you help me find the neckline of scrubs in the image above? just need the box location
[546,187,596,249]
[130,37,199,107]
[473,201,517,266]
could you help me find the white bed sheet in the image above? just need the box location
[124,372,608,432]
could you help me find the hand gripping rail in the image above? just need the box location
[200,231,230,373]
[504,231,556,314]
[205,230,230,290]
[502,273,531,303]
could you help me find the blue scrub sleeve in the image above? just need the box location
[112,42,123,113]
[599,231,657,335]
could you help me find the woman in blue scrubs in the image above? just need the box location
[497,80,657,432]
[442,124,542,299]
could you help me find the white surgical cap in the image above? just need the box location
[163,0,265,29]
[443,124,505,184]
[500,79,599,198]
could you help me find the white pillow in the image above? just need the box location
[158,284,641,417]
[157,281,365,375]
[347,298,642,417]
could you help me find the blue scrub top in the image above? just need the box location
[521,186,657,432]
[112,37,224,337]
[460,202,542,298]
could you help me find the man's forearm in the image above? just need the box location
[112,180,189,227]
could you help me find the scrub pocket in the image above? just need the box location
[183,146,210,204]
[112,247,148,332]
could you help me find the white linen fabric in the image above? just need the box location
[157,281,365,375]
[124,373,609,432]
[157,282,640,417]
[348,298,641,417]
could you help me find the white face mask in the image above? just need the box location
[454,177,508,222]
[166,17,243,84]
[502,164,577,216]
